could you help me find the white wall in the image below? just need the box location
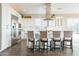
[0,4,2,50]
[21,18,35,39]
[0,3,21,52]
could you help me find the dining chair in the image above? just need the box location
[27,31,35,50]
[63,31,73,50]
[40,31,48,50]
[53,31,63,50]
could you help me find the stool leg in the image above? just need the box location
[70,40,72,49]
[43,42,44,50]
[62,40,64,50]
[43,42,45,50]
[39,42,41,50]
[60,41,63,50]
[39,40,40,50]
[63,41,64,49]
[33,42,34,51]
[70,40,73,52]
[50,41,51,50]
[39,41,41,51]
[60,41,61,50]
[36,41,37,49]
[47,41,48,50]
[54,41,55,49]
[71,40,73,52]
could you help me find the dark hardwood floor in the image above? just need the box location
[0,40,79,56]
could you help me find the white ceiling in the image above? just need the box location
[9,3,79,17]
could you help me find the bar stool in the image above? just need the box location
[27,31,35,50]
[40,31,48,50]
[63,31,73,51]
[53,31,63,50]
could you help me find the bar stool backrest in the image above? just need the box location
[53,31,61,40]
[64,31,72,37]
[27,31,34,41]
[40,31,47,41]
[64,31,72,40]
[53,31,61,37]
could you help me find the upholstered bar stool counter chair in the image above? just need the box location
[27,31,35,50]
[40,31,48,50]
[53,31,63,50]
[63,31,73,51]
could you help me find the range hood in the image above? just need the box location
[44,3,52,20]
[44,3,56,27]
